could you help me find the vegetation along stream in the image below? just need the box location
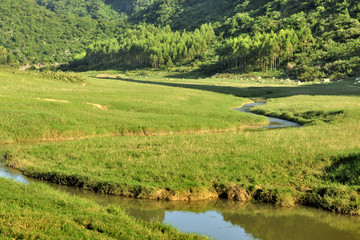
[233,102,302,129]
[2,105,358,240]
[0,164,359,240]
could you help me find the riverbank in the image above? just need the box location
[1,68,360,231]
[4,92,360,215]
[0,177,205,239]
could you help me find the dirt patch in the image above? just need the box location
[216,184,251,201]
[96,74,130,79]
[86,102,108,110]
[148,189,219,201]
[37,98,69,103]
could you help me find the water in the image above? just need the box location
[33,184,360,240]
[0,121,358,240]
[233,102,302,129]
[0,163,29,184]
[163,210,258,240]
[1,159,360,240]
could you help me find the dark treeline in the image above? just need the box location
[1,0,360,80]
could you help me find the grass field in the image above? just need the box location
[0,178,204,239]
[0,69,266,144]
[1,66,360,233]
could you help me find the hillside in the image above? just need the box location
[0,0,126,64]
[1,0,360,80]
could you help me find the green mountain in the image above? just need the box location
[1,0,360,80]
[0,0,125,64]
[35,0,121,20]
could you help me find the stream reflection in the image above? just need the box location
[1,142,359,240]
[1,146,360,240]
[46,184,360,240]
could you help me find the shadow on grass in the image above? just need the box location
[323,154,360,185]
[99,77,360,99]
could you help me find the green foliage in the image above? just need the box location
[78,23,216,69]
[217,28,307,73]
[0,0,126,64]
[216,0,360,80]
[42,71,86,84]
[2,0,360,80]
[36,0,121,20]
[0,46,10,64]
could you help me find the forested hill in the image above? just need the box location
[0,0,126,64]
[1,0,360,80]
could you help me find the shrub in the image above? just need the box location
[42,71,85,84]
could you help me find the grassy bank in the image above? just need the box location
[2,69,360,216]
[0,178,204,239]
[5,93,360,214]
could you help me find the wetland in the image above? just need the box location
[0,69,359,239]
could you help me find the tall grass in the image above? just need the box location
[0,178,204,239]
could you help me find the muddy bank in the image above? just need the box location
[3,163,359,215]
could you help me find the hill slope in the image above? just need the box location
[0,0,125,64]
[1,0,360,80]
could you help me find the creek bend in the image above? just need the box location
[233,101,302,129]
[0,106,357,240]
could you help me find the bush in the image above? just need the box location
[42,71,85,84]
[297,66,325,82]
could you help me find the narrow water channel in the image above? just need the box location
[0,106,358,240]
[1,155,359,240]
[233,102,302,129]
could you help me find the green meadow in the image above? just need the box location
[1,66,360,238]
[0,69,266,144]
[0,178,204,239]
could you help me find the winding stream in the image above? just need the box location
[1,104,359,240]
[233,102,301,129]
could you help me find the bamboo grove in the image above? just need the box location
[76,23,216,68]
[218,28,315,72]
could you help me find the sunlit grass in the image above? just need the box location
[2,68,360,214]
[0,178,204,239]
[0,70,266,144]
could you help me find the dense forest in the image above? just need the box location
[1,0,360,80]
